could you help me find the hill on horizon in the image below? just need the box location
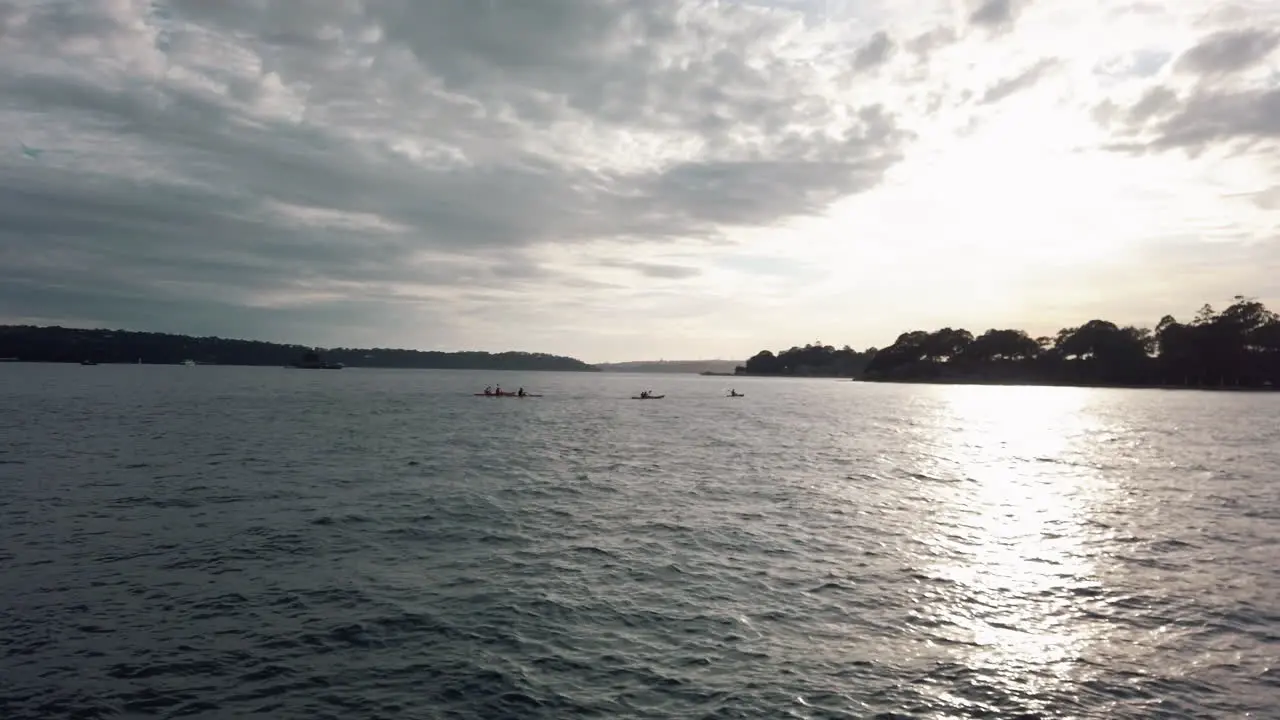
[0,325,598,372]
[593,359,742,374]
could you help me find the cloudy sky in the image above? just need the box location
[1,0,1278,362]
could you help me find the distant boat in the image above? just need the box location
[181,359,196,366]
[80,359,98,366]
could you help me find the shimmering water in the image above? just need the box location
[1,364,1278,719]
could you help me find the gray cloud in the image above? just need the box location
[854,31,895,72]
[1127,86,1180,123]
[1254,186,1280,210]
[979,58,1059,105]
[1175,28,1279,76]
[600,261,702,280]
[0,0,912,345]
[1098,83,1280,155]
[906,26,957,59]
[1096,22,1280,157]
[969,0,1016,28]
[1149,87,1280,151]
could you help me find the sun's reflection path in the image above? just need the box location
[910,385,1115,711]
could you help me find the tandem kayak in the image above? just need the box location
[473,393,542,397]
[630,395,665,399]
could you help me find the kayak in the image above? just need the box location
[473,393,542,397]
[727,394,745,398]
[631,395,665,399]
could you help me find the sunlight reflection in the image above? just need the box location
[915,385,1110,706]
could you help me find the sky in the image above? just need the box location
[1,0,1278,363]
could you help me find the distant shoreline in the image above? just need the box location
[596,360,742,374]
[717,372,1280,391]
[727,372,849,379]
[855,377,1279,392]
[13,359,1274,391]
[0,325,598,372]
[0,359,596,372]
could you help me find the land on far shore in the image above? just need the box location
[0,325,598,372]
[740,295,1280,390]
[594,359,743,375]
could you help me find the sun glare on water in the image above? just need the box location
[912,385,1117,707]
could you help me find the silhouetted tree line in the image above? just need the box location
[0,325,599,372]
[860,297,1280,388]
[736,298,1280,388]
[736,343,876,377]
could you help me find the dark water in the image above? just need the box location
[2,364,1278,719]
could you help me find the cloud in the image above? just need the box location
[0,0,920,354]
[905,26,958,59]
[601,261,703,280]
[1149,88,1280,152]
[969,0,1019,29]
[2,0,1279,361]
[1099,82,1280,156]
[1174,28,1280,76]
[979,58,1059,104]
[854,31,895,71]
[1094,17,1280,157]
[1253,185,1280,210]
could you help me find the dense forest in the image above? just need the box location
[743,297,1280,389]
[0,325,599,372]
[737,343,876,377]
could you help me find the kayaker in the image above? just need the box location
[517,387,526,397]
[484,385,493,396]
[495,385,502,396]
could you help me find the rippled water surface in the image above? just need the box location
[2,364,1279,719]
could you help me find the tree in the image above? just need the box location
[749,295,1280,388]
[922,328,973,362]
[959,329,1041,363]
[738,344,873,377]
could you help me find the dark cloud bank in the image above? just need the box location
[0,0,913,348]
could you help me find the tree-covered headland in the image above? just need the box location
[737,344,876,377]
[739,297,1280,388]
[0,325,598,372]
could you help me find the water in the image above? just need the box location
[1,364,1278,719]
